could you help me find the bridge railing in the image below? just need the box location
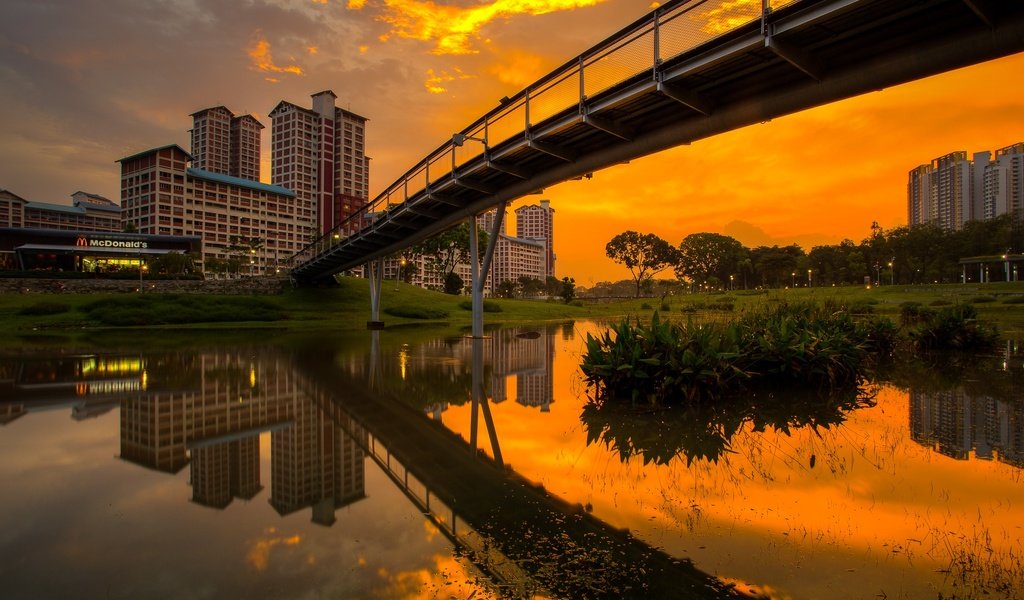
[290,0,799,273]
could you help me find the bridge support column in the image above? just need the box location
[367,257,385,329]
[468,202,507,339]
[469,337,503,467]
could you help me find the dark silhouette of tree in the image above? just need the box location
[675,232,746,287]
[413,222,488,284]
[605,231,678,298]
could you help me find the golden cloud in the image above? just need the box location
[246,533,302,571]
[696,0,760,35]
[424,66,473,94]
[353,0,605,55]
[248,33,305,76]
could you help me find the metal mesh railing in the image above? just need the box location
[292,0,801,273]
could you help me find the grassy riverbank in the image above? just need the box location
[3,277,1024,338]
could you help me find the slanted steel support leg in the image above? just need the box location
[367,257,385,329]
[470,337,503,467]
[468,203,507,339]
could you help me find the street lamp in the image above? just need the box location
[396,257,406,290]
[250,248,256,277]
[729,274,734,291]
[807,269,812,288]
[791,271,796,288]
[888,258,894,285]
[138,262,148,293]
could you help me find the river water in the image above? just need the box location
[0,322,1021,599]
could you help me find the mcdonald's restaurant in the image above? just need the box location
[0,228,201,274]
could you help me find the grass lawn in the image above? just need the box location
[3,277,1024,339]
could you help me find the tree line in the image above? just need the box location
[603,216,1024,296]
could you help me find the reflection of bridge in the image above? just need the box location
[288,0,1024,332]
[298,334,747,599]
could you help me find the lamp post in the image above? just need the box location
[396,257,406,290]
[791,271,795,288]
[138,262,147,293]
[807,268,812,288]
[250,248,256,277]
[1003,250,1010,282]
[729,274,734,291]
[888,258,894,285]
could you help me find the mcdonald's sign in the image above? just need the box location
[75,236,87,247]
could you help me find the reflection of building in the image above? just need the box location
[270,397,366,526]
[0,350,370,522]
[910,390,1024,468]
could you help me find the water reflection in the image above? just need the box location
[581,387,876,466]
[303,327,744,599]
[3,327,1023,599]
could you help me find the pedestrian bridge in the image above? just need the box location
[288,0,1024,331]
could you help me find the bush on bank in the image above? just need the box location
[581,303,896,406]
[77,294,285,326]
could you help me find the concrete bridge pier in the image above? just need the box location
[367,257,385,329]
[468,202,507,338]
[468,337,503,467]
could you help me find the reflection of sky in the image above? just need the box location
[436,322,1024,600]
[0,407,484,599]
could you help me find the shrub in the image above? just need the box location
[660,302,671,311]
[570,300,584,307]
[899,301,934,326]
[848,300,875,315]
[969,295,996,303]
[457,300,502,313]
[1002,296,1024,304]
[640,302,653,310]
[908,304,999,351]
[77,295,284,325]
[581,303,891,406]
[929,299,953,306]
[384,306,449,319]
[17,301,71,316]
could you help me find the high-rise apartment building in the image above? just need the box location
[909,143,1024,230]
[189,106,263,181]
[269,90,369,237]
[515,200,555,277]
[118,144,306,273]
[932,151,972,231]
[907,164,933,227]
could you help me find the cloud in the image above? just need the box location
[248,32,305,76]
[424,66,473,93]
[246,529,302,571]
[353,0,606,55]
[696,0,759,35]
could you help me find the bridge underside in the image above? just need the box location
[293,0,1024,282]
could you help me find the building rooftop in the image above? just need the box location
[116,144,193,164]
[186,168,295,197]
[24,201,89,216]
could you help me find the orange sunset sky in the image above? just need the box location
[1,0,1023,285]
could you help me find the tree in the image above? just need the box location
[150,252,195,277]
[675,232,746,287]
[443,271,464,295]
[605,231,678,298]
[495,280,518,299]
[750,245,804,287]
[560,277,576,304]
[413,222,488,284]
